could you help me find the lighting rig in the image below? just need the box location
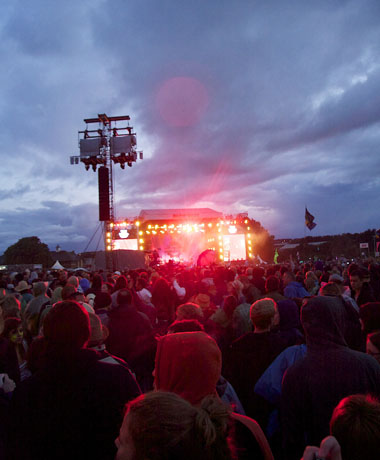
[70,113,143,269]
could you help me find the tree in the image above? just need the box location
[4,236,52,266]
[248,218,275,262]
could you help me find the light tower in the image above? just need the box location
[70,113,143,270]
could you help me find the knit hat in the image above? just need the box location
[14,281,32,292]
[88,312,109,346]
[79,278,90,292]
[250,298,276,326]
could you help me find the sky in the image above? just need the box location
[1,0,380,253]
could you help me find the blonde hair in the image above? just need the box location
[124,391,235,460]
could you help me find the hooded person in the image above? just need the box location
[281,295,380,460]
[8,300,141,460]
[154,331,273,460]
[276,299,304,346]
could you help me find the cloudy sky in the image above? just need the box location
[1,0,380,253]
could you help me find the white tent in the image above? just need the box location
[51,260,64,270]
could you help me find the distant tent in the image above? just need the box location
[51,260,64,270]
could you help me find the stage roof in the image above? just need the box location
[139,208,223,222]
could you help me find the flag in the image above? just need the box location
[305,208,317,231]
[274,248,279,264]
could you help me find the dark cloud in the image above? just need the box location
[1,0,380,253]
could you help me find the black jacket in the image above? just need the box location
[223,330,287,422]
[7,348,140,460]
[281,296,380,460]
[106,303,156,387]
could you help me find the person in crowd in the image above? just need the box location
[106,288,156,391]
[175,302,204,322]
[79,276,91,293]
[0,306,20,385]
[359,301,380,336]
[50,285,63,304]
[87,312,138,377]
[151,277,177,326]
[264,276,285,303]
[1,317,30,382]
[1,296,21,319]
[154,330,273,460]
[350,269,375,307]
[115,391,235,460]
[281,295,380,460]
[111,275,129,308]
[8,300,141,460]
[330,394,380,460]
[189,281,217,321]
[327,274,359,311]
[136,276,152,305]
[239,275,261,306]
[302,436,342,460]
[166,320,245,415]
[224,298,287,423]
[304,271,319,296]
[366,330,380,364]
[67,275,79,290]
[23,282,50,338]
[368,263,380,300]
[167,318,205,334]
[251,267,266,295]
[101,281,114,295]
[276,299,304,347]
[320,282,362,351]
[85,273,103,297]
[232,289,258,340]
[282,270,310,300]
[210,295,238,351]
[67,289,95,313]
[93,291,112,326]
[14,281,33,315]
[303,394,380,460]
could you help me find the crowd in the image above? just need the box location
[0,258,380,459]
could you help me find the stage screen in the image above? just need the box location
[113,239,138,250]
[150,232,206,263]
[223,234,246,261]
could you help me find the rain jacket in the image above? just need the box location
[281,296,380,460]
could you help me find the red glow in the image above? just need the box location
[155,77,209,127]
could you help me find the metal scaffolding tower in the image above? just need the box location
[70,113,143,270]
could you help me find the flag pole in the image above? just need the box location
[304,204,307,238]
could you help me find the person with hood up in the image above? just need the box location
[154,331,274,460]
[281,295,380,460]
